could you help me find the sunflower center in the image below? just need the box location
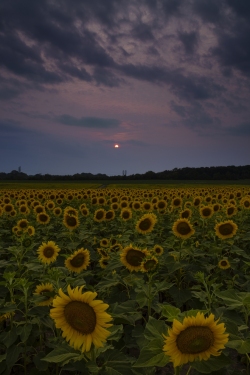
[244,201,250,207]
[66,216,77,226]
[220,260,228,267]
[39,214,48,222]
[202,208,212,217]
[122,212,130,219]
[139,218,151,231]
[43,246,55,258]
[227,207,234,215]
[64,301,96,335]
[176,222,191,235]
[176,326,214,354]
[144,259,157,270]
[96,211,104,220]
[219,223,233,235]
[70,253,85,267]
[126,249,145,266]
[40,289,50,295]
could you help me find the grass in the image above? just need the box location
[0,179,250,190]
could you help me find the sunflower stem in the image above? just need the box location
[174,366,180,375]
[186,365,192,375]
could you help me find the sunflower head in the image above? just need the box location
[172,218,195,240]
[120,245,149,272]
[63,213,79,230]
[37,212,50,225]
[65,248,90,273]
[215,220,238,239]
[34,283,54,306]
[163,312,229,367]
[120,208,133,221]
[218,259,231,270]
[50,286,112,353]
[152,245,164,256]
[135,213,157,234]
[200,206,213,219]
[140,256,158,272]
[94,209,106,222]
[37,241,61,264]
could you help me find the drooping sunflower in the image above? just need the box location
[120,245,149,272]
[97,248,109,258]
[50,285,113,352]
[140,256,158,272]
[135,213,157,234]
[99,257,110,269]
[120,208,133,221]
[152,244,164,256]
[215,220,238,239]
[34,283,54,306]
[37,241,61,264]
[37,212,50,225]
[63,213,79,230]
[65,249,90,273]
[218,259,231,270]
[172,219,195,240]
[163,312,229,367]
[27,226,35,236]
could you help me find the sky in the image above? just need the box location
[0,0,250,176]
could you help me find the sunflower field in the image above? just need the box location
[1,186,250,375]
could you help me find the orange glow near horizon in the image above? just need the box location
[114,144,119,148]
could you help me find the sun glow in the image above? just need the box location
[114,144,119,148]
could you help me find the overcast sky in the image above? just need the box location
[1,0,250,176]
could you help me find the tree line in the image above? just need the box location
[0,165,249,181]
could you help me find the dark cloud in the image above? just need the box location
[132,23,155,42]
[178,31,199,55]
[192,0,225,23]
[56,115,121,128]
[225,122,250,136]
[211,22,250,76]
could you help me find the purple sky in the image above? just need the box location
[0,0,250,176]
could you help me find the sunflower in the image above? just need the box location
[110,243,123,253]
[64,206,78,217]
[163,312,229,367]
[94,209,106,222]
[120,208,133,221]
[80,207,90,216]
[100,238,109,248]
[3,203,14,214]
[140,256,158,272]
[180,209,192,219]
[99,257,110,269]
[225,205,237,217]
[50,285,113,352]
[132,201,141,210]
[135,213,157,235]
[215,220,238,239]
[97,248,109,258]
[17,219,29,231]
[63,214,79,230]
[105,210,115,221]
[46,200,55,210]
[142,202,153,211]
[199,206,213,219]
[37,212,50,225]
[152,244,164,256]
[27,226,35,236]
[111,202,119,211]
[34,205,45,214]
[157,200,167,210]
[37,241,61,264]
[53,207,62,216]
[218,259,231,270]
[65,249,90,273]
[171,197,182,209]
[240,197,250,209]
[34,283,54,306]
[120,245,149,272]
[172,219,195,240]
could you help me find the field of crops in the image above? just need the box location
[1,185,250,375]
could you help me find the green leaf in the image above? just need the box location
[6,346,22,369]
[214,290,244,309]
[2,326,18,348]
[191,354,231,373]
[33,352,49,371]
[107,325,123,342]
[41,348,80,365]
[144,316,168,341]
[19,323,32,342]
[0,354,6,363]
[160,304,181,321]
[133,338,170,368]
[226,339,250,354]
[168,286,192,306]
